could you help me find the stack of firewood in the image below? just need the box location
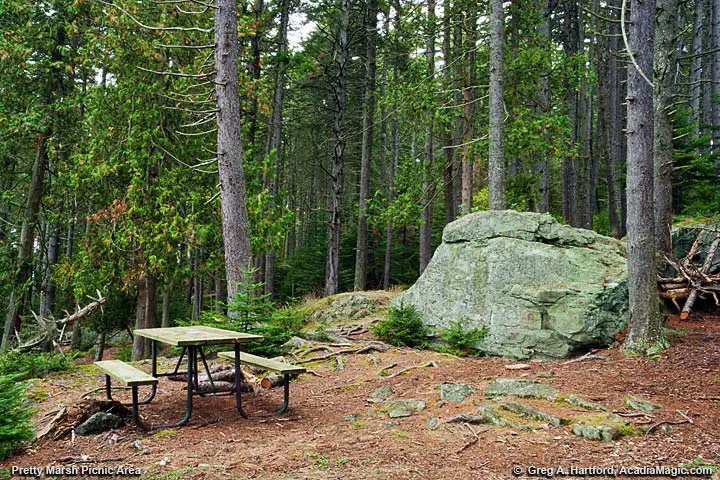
[659,229,720,318]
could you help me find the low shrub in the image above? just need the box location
[371,303,427,348]
[0,352,75,382]
[439,321,487,356]
[0,375,34,460]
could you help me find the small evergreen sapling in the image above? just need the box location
[0,375,34,460]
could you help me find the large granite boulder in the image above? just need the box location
[395,210,629,359]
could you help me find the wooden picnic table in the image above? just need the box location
[126,326,262,429]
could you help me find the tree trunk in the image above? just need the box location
[624,0,663,354]
[606,1,622,237]
[442,0,456,224]
[94,331,106,361]
[354,0,378,290]
[131,274,157,361]
[264,0,291,299]
[690,0,706,137]
[461,9,477,213]
[713,0,720,151]
[562,1,580,226]
[488,0,506,210]
[161,276,173,328]
[325,0,349,296]
[452,8,464,214]
[40,225,60,320]
[246,0,264,148]
[420,0,435,274]
[192,267,202,323]
[384,0,401,291]
[216,0,254,302]
[653,0,680,254]
[537,0,552,213]
[2,129,50,352]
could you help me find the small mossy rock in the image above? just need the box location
[75,412,123,436]
[427,415,439,430]
[475,403,514,427]
[484,378,558,400]
[439,384,476,403]
[385,399,426,418]
[572,423,619,442]
[499,402,565,426]
[565,394,609,412]
[625,396,663,412]
[394,210,629,359]
[368,385,394,404]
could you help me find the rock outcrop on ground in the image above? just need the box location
[395,210,629,359]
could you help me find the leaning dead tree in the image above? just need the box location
[12,292,107,352]
[659,227,720,318]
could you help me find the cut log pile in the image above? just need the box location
[659,229,720,318]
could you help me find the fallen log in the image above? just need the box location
[260,372,301,389]
[13,293,107,353]
[681,233,720,319]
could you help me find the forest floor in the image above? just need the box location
[3,313,720,480]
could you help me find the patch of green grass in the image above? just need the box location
[351,421,368,429]
[334,457,350,468]
[140,466,193,480]
[152,429,178,439]
[682,457,719,473]
[306,451,330,468]
[339,382,363,392]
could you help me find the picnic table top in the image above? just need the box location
[134,325,263,346]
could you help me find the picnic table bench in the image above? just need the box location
[217,351,306,414]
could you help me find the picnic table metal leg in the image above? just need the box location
[234,342,249,418]
[196,347,216,395]
[132,345,194,430]
[278,373,290,415]
[167,346,186,376]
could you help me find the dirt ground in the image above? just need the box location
[3,313,720,480]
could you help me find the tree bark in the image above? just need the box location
[653,0,680,254]
[537,0,552,213]
[690,0,706,137]
[264,0,291,299]
[442,0,456,224]
[325,0,349,296]
[562,1,580,226]
[40,225,60,320]
[354,0,378,290]
[131,274,157,361]
[488,0,506,210]
[606,0,622,237]
[161,275,173,328]
[246,0,264,148]
[420,0,436,274]
[2,130,50,352]
[713,0,720,151]
[624,0,663,354]
[216,0,254,302]
[461,8,477,213]
[384,0,401,291]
